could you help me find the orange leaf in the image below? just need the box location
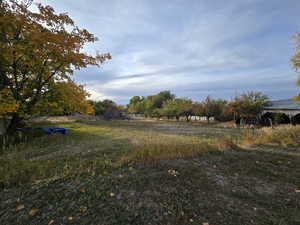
[79,188,86,193]
[29,209,39,216]
[16,204,25,211]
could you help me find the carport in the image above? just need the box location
[262,99,300,125]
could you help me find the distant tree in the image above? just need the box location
[127,96,144,114]
[215,102,233,122]
[91,99,117,116]
[151,91,175,108]
[144,91,175,117]
[144,98,156,117]
[128,91,175,117]
[178,98,193,122]
[229,92,269,119]
[0,0,111,132]
[192,102,204,119]
[162,98,193,122]
[291,33,300,100]
[162,99,182,120]
[116,105,125,111]
[129,96,143,106]
[201,96,214,123]
[193,98,232,122]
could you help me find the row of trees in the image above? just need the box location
[1,0,300,132]
[127,91,269,122]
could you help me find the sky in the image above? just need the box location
[38,0,300,105]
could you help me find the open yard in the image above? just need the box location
[1,119,300,225]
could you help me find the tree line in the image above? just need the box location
[1,0,300,133]
[127,91,269,123]
[88,99,124,116]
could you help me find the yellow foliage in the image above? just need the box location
[85,103,95,115]
[293,95,300,101]
[116,105,125,111]
[0,89,19,116]
[0,0,111,121]
[33,81,94,115]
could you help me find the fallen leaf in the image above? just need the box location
[80,206,88,213]
[79,188,86,193]
[296,189,300,193]
[28,209,39,216]
[68,216,74,220]
[16,204,25,211]
[202,223,209,225]
[48,220,55,225]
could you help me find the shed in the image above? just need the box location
[262,99,300,124]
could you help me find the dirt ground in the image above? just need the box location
[0,120,299,225]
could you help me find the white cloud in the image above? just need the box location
[36,0,300,104]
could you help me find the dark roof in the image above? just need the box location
[264,99,300,110]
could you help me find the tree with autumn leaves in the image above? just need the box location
[0,0,111,132]
[33,81,95,116]
[292,33,300,100]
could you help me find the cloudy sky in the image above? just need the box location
[39,0,300,104]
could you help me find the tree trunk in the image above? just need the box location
[0,118,8,135]
[6,114,22,134]
[186,115,190,122]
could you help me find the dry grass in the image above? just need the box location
[1,120,300,225]
[122,135,217,163]
[241,125,300,147]
[0,120,238,188]
[217,136,239,151]
[2,121,300,189]
[30,115,98,123]
[3,121,300,189]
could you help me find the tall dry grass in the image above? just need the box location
[121,133,232,163]
[241,125,300,147]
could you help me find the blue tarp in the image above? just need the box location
[41,128,69,135]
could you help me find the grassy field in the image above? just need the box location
[0,119,300,225]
